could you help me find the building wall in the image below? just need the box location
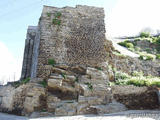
[21,26,40,79]
[36,5,108,78]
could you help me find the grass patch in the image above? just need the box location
[61,73,66,79]
[156,54,160,59]
[52,18,61,26]
[47,12,51,17]
[39,80,47,88]
[95,67,103,71]
[140,32,150,38]
[48,59,56,66]
[138,52,156,61]
[112,51,126,57]
[54,12,62,18]
[114,71,160,87]
[118,35,160,60]
[12,78,30,88]
[52,12,62,26]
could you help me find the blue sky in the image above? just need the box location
[1,0,160,83]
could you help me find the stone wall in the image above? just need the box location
[108,54,160,77]
[21,26,38,80]
[36,5,108,78]
[21,5,110,79]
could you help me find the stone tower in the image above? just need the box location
[21,5,109,80]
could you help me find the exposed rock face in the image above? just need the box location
[112,85,160,109]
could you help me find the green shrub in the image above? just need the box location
[118,41,134,50]
[131,71,144,77]
[48,59,56,66]
[118,40,130,47]
[115,71,130,80]
[52,18,61,26]
[138,52,156,61]
[12,78,30,88]
[135,37,142,41]
[21,77,30,84]
[39,80,47,88]
[156,37,160,45]
[112,51,126,57]
[61,73,66,79]
[118,42,127,47]
[128,47,135,52]
[127,79,148,87]
[113,70,160,87]
[115,79,128,85]
[52,12,62,26]
[47,12,51,17]
[54,12,62,18]
[145,48,151,53]
[140,32,150,38]
[135,47,140,51]
[126,43,134,48]
[150,81,160,87]
[156,54,160,59]
[95,67,103,71]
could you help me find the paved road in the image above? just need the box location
[0,110,160,120]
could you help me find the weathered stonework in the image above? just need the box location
[21,5,109,79]
[14,4,160,117]
[21,26,40,79]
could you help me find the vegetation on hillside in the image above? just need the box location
[110,70,160,87]
[118,32,160,61]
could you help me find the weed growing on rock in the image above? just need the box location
[12,78,30,88]
[61,73,66,79]
[140,32,150,38]
[75,77,79,82]
[113,70,160,87]
[48,59,56,66]
[54,12,62,18]
[95,67,103,71]
[47,12,51,17]
[39,80,47,88]
[156,54,160,59]
[84,82,93,90]
[52,12,62,26]
[138,52,156,61]
[118,35,160,61]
